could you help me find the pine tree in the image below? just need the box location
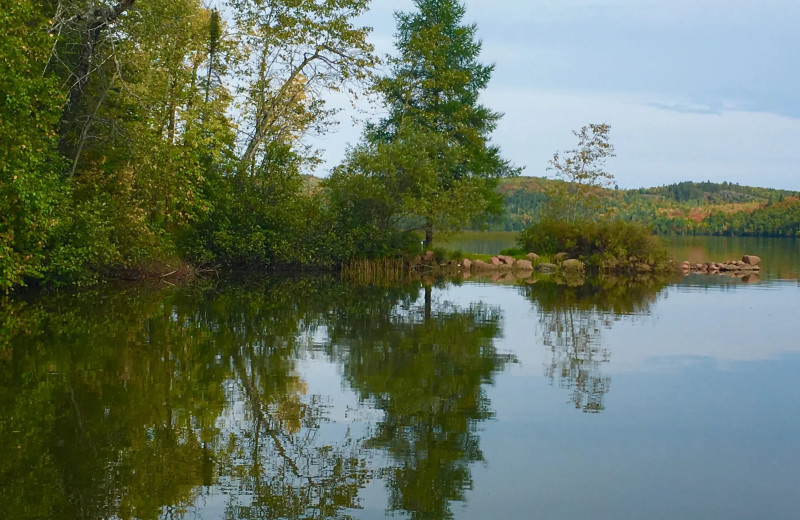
[364,0,518,246]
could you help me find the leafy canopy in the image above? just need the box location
[334,0,518,247]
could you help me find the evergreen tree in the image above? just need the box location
[343,0,518,247]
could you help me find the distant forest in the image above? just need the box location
[472,178,800,237]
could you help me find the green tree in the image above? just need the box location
[0,0,66,290]
[547,123,616,223]
[341,0,517,248]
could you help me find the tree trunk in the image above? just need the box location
[59,0,136,157]
[424,285,432,322]
[424,220,433,249]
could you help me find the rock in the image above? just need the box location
[526,253,540,261]
[561,259,585,271]
[553,252,570,263]
[490,256,502,266]
[497,272,516,282]
[461,258,472,270]
[423,250,435,263]
[497,255,515,265]
[742,255,761,266]
[472,259,496,270]
[535,262,557,273]
[514,259,533,270]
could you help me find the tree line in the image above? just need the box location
[1,0,516,291]
[476,178,800,237]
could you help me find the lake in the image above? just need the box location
[2,236,799,519]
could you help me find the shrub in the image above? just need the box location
[518,218,669,272]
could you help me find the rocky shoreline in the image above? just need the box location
[679,255,762,282]
[410,250,764,283]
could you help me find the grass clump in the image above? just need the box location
[517,218,670,273]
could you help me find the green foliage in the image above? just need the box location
[546,123,616,223]
[342,0,518,247]
[0,0,379,289]
[518,219,669,272]
[471,176,800,237]
[0,1,67,290]
[499,247,525,257]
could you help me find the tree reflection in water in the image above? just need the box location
[520,275,670,413]
[324,283,514,519]
[0,277,512,520]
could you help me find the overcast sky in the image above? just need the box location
[312,0,800,190]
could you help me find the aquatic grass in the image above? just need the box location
[341,258,411,285]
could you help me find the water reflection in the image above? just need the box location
[520,275,670,412]
[323,285,513,519]
[0,278,512,520]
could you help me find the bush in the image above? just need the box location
[517,218,669,272]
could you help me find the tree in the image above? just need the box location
[342,0,517,248]
[547,123,616,223]
[0,0,66,290]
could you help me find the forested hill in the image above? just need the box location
[477,177,800,237]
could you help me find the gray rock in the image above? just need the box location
[561,259,585,271]
[535,262,557,272]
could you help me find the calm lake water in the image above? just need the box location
[2,237,799,519]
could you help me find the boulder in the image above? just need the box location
[526,253,540,261]
[498,255,515,265]
[553,252,570,263]
[461,258,472,271]
[514,259,533,270]
[497,272,516,282]
[535,262,557,273]
[490,256,502,266]
[561,259,585,271]
[472,259,496,271]
[423,250,435,263]
[742,255,761,266]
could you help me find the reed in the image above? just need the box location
[341,258,411,285]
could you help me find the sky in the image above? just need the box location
[311,0,800,190]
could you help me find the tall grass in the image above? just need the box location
[341,258,410,285]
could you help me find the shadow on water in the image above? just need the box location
[0,276,516,520]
